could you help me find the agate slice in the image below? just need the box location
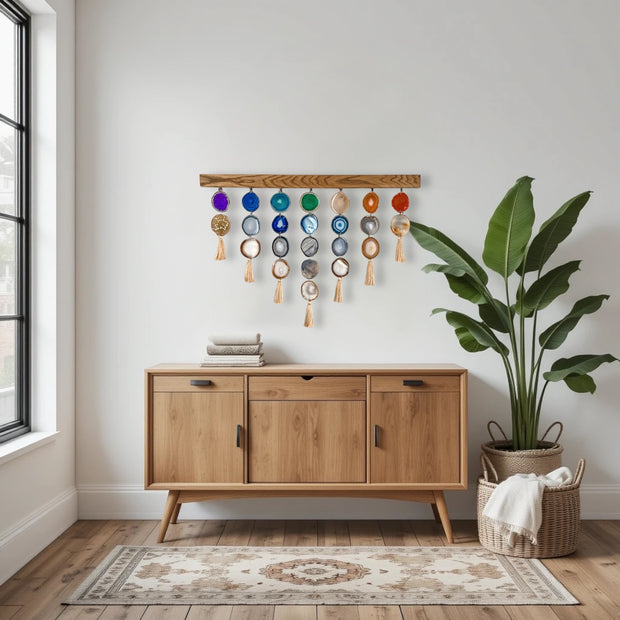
[242,215,260,236]
[300,236,319,257]
[360,215,380,236]
[331,215,349,234]
[301,259,319,279]
[301,214,319,235]
[272,235,289,257]
[330,190,350,214]
[211,190,229,212]
[390,214,410,237]
[362,237,380,259]
[272,259,290,279]
[272,215,289,234]
[270,191,291,212]
[240,237,261,259]
[301,279,319,301]
[391,192,409,213]
[211,213,230,235]
[362,191,379,213]
[300,191,319,212]
[331,236,348,256]
[242,190,260,212]
[331,257,350,277]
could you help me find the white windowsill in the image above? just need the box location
[0,431,59,466]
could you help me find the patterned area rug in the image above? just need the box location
[65,545,577,606]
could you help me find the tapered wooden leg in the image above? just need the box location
[432,490,453,544]
[158,490,180,543]
[430,502,441,524]
[170,502,182,524]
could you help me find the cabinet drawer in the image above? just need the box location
[249,376,366,400]
[371,375,460,393]
[152,375,243,392]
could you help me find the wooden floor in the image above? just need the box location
[0,519,618,620]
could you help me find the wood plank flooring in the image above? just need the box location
[0,519,618,620]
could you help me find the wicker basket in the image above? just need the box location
[481,420,564,482]
[477,454,585,558]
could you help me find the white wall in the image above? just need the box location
[0,0,76,585]
[76,0,620,520]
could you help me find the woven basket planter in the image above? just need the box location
[477,455,585,558]
[481,421,564,482]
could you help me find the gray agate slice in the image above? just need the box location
[331,236,348,256]
[301,259,319,279]
[242,215,260,236]
[301,236,319,257]
[360,215,380,236]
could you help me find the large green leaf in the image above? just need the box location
[410,222,489,285]
[422,264,467,277]
[482,176,535,277]
[539,295,609,350]
[445,274,488,304]
[479,299,512,333]
[519,191,591,274]
[543,354,618,390]
[454,327,490,352]
[518,260,581,315]
[564,374,596,393]
[432,308,510,356]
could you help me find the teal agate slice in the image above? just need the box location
[270,191,291,212]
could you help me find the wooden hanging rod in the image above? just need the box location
[199,174,420,189]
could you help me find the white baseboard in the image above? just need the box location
[77,483,620,520]
[0,487,78,586]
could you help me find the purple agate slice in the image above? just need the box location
[212,191,229,212]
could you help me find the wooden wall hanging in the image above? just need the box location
[201,174,420,326]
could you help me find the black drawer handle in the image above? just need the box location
[236,424,242,448]
[374,424,380,447]
[190,379,212,387]
[301,375,314,381]
[403,380,424,387]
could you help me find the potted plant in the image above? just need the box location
[409,176,618,479]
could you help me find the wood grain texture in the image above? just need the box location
[249,401,366,483]
[199,174,420,189]
[151,392,244,484]
[370,375,460,393]
[152,375,243,393]
[370,392,461,484]
[248,376,366,400]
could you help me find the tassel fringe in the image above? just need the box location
[334,277,343,303]
[365,260,375,286]
[273,278,283,304]
[215,236,226,261]
[244,259,254,283]
[395,237,405,263]
[304,301,314,327]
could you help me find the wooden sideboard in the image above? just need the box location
[145,364,467,542]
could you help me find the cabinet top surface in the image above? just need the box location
[146,363,466,375]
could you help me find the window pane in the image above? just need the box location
[0,319,15,426]
[0,11,16,120]
[0,122,15,215]
[0,218,15,314]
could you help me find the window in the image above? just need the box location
[0,0,29,443]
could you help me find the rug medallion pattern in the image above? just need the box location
[66,545,577,606]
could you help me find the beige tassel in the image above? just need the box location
[304,301,314,327]
[365,260,375,286]
[274,279,283,304]
[334,277,343,303]
[215,236,226,261]
[395,237,405,263]
[244,259,254,283]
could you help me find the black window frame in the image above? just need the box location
[0,0,30,443]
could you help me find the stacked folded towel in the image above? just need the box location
[201,332,264,367]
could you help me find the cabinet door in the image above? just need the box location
[370,392,460,483]
[152,392,244,483]
[249,401,366,483]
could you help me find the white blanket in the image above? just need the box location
[482,466,573,546]
[210,332,261,345]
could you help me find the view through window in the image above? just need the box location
[0,0,29,442]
